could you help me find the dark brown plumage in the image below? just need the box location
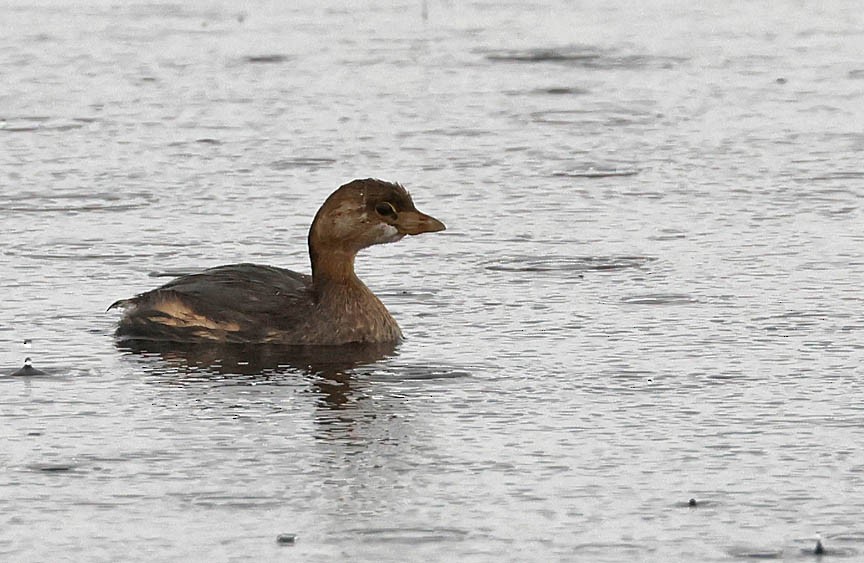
[110,179,445,345]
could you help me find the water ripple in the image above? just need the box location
[270,157,338,170]
[552,168,640,179]
[342,526,470,544]
[484,45,685,69]
[0,117,87,133]
[621,294,700,305]
[1,191,156,213]
[485,255,657,273]
[243,54,291,64]
[530,108,655,127]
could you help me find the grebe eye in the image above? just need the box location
[375,202,397,217]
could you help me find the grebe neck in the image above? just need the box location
[309,244,364,292]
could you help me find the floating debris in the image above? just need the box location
[12,357,46,376]
[798,535,857,558]
[688,498,697,507]
[276,533,296,545]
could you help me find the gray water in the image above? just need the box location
[3,1,864,561]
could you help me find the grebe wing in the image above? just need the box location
[112,264,314,342]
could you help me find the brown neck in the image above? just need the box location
[307,231,401,343]
[309,242,361,291]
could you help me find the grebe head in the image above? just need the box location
[309,178,445,255]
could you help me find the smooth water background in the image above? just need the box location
[3,1,864,561]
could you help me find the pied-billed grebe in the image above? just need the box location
[110,179,445,345]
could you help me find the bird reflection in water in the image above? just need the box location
[117,339,398,409]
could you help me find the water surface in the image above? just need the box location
[2,1,864,561]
